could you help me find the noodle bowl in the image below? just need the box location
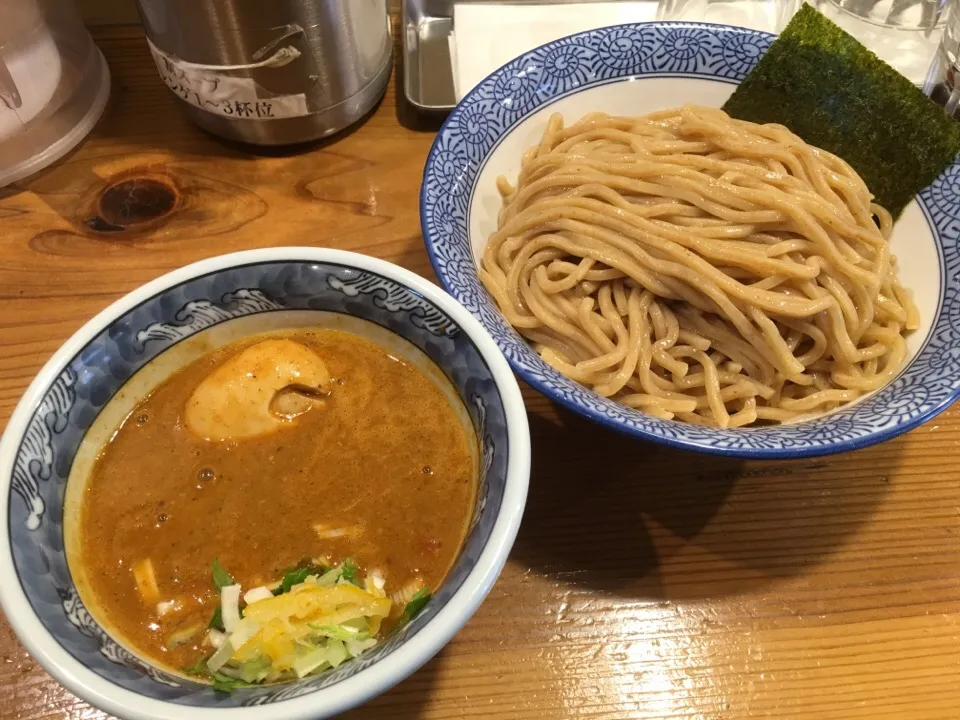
[480,105,918,428]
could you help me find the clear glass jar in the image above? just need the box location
[0,0,111,187]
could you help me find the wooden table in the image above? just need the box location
[3,14,960,720]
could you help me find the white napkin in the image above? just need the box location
[450,2,658,100]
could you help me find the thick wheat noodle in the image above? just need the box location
[480,106,919,428]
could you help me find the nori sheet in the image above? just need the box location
[722,3,960,217]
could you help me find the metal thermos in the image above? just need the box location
[136,0,392,145]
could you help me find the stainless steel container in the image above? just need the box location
[137,0,392,145]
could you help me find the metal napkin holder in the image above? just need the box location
[404,0,625,112]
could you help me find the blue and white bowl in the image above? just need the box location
[0,248,530,720]
[422,21,960,458]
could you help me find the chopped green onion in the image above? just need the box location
[183,658,210,677]
[402,588,431,622]
[341,558,360,585]
[211,677,235,693]
[212,558,234,590]
[208,606,224,632]
[211,672,254,693]
[273,564,325,595]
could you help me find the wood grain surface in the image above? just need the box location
[2,17,960,720]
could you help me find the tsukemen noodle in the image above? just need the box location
[481,106,918,428]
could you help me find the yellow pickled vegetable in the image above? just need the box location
[231,577,390,668]
[186,561,398,689]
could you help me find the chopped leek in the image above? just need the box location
[238,656,271,683]
[184,559,392,691]
[156,599,179,617]
[207,558,237,631]
[308,623,365,641]
[367,570,385,592]
[243,586,273,605]
[220,584,241,632]
[205,629,226,649]
[206,639,234,674]
[226,618,260,650]
[326,639,349,668]
[290,640,349,677]
[133,559,160,603]
[314,566,342,587]
[166,622,202,649]
[346,637,377,657]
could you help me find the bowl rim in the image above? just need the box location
[420,19,959,459]
[0,247,531,720]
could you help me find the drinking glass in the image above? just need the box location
[655,0,801,33]
[657,0,946,85]
[927,0,960,115]
[809,0,946,85]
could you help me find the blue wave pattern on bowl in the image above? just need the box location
[8,262,510,707]
[422,22,960,458]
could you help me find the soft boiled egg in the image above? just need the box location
[184,339,330,441]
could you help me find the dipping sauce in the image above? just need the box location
[76,329,477,673]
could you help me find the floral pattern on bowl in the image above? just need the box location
[0,250,529,718]
[421,22,960,458]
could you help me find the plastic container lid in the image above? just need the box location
[0,0,110,187]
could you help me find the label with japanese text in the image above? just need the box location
[147,40,309,120]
